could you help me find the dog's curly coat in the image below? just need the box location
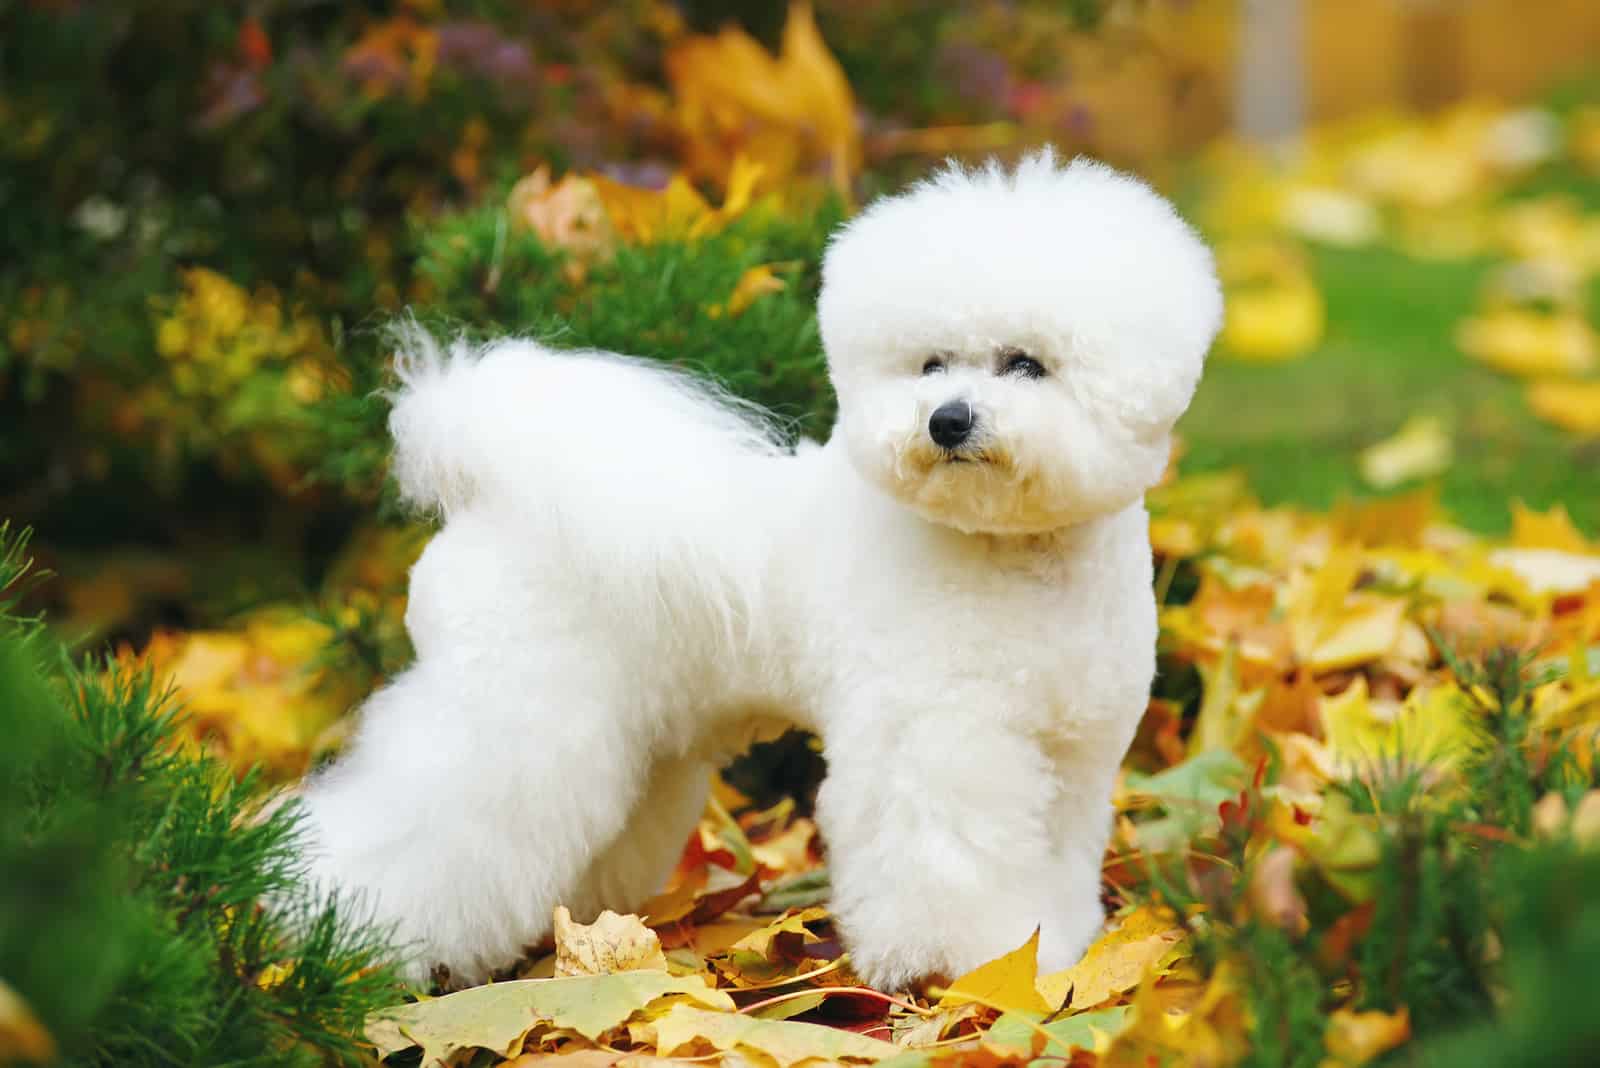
[298,151,1222,990]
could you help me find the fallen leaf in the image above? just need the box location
[1358,415,1453,489]
[1099,960,1250,1068]
[987,1006,1133,1056]
[1216,240,1325,361]
[507,168,614,267]
[553,906,669,977]
[1487,548,1600,596]
[1036,907,1187,1011]
[0,978,55,1063]
[729,906,830,960]
[366,972,734,1066]
[1123,750,1249,814]
[710,263,790,319]
[1510,500,1594,553]
[1322,1005,1410,1065]
[939,929,1052,1016]
[1527,379,1600,436]
[648,1003,899,1065]
[1457,308,1598,377]
[1246,845,1309,935]
[1300,793,1383,904]
[591,157,762,245]
[1574,790,1600,846]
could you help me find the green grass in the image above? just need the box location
[1179,243,1600,535]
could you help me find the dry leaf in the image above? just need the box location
[0,979,55,1063]
[1216,240,1325,361]
[1358,415,1453,489]
[987,1006,1133,1056]
[1457,308,1598,377]
[648,1003,899,1065]
[664,2,858,195]
[366,972,734,1067]
[709,263,790,319]
[1526,379,1600,436]
[1036,907,1188,1011]
[1247,846,1309,935]
[553,906,669,977]
[1322,1005,1411,1065]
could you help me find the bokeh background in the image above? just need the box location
[5,5,1600,1065]
[3,0,1599,786]
[6,2,1600,653]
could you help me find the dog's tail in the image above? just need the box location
[385,326,787,618]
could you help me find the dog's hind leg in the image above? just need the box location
[295,656,653,985]
[296,517,660,986]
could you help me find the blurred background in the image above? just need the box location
[2,0,1597,779]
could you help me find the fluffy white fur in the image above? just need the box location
[297,152,1222,991]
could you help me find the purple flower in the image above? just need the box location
[435,20,537,92]
[934,43,1013,110]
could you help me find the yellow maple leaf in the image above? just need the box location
[1320,678,1478,771]
[592,157,763,246]
[552,906,669,977]
[1305,596,1410,674]
[663,2,858,197]
[727,907,829,961]
[1509,500,1594,553]
[1100,959,1250,1068]
[1526,379,1600,436]
[1036,907,1188,1011]
[938,928,1052,1016]
[709,263,790,319]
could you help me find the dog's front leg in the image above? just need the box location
[815,703,1103,992]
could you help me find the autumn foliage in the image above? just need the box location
[3,2,1600,1066]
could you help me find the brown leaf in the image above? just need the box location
[1247,846,1309,935]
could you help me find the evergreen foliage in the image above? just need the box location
[0,527,401,1066]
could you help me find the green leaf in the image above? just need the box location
[987,1005,1133,1056]
[651,1003,901,1065]
[365,972,734,1067]
[1123,749,1248,811]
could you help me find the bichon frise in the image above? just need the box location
[298,151,1221,991]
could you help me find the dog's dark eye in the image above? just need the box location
[999,350,1046,379]
[921,356,947,376]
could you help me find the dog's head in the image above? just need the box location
[818,151,1221,535]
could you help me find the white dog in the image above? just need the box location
[298,151,1221,991]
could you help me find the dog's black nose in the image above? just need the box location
[928,400,974,448]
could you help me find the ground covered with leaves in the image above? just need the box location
[339,480,1600,1068]
[5,3,1600,1066]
